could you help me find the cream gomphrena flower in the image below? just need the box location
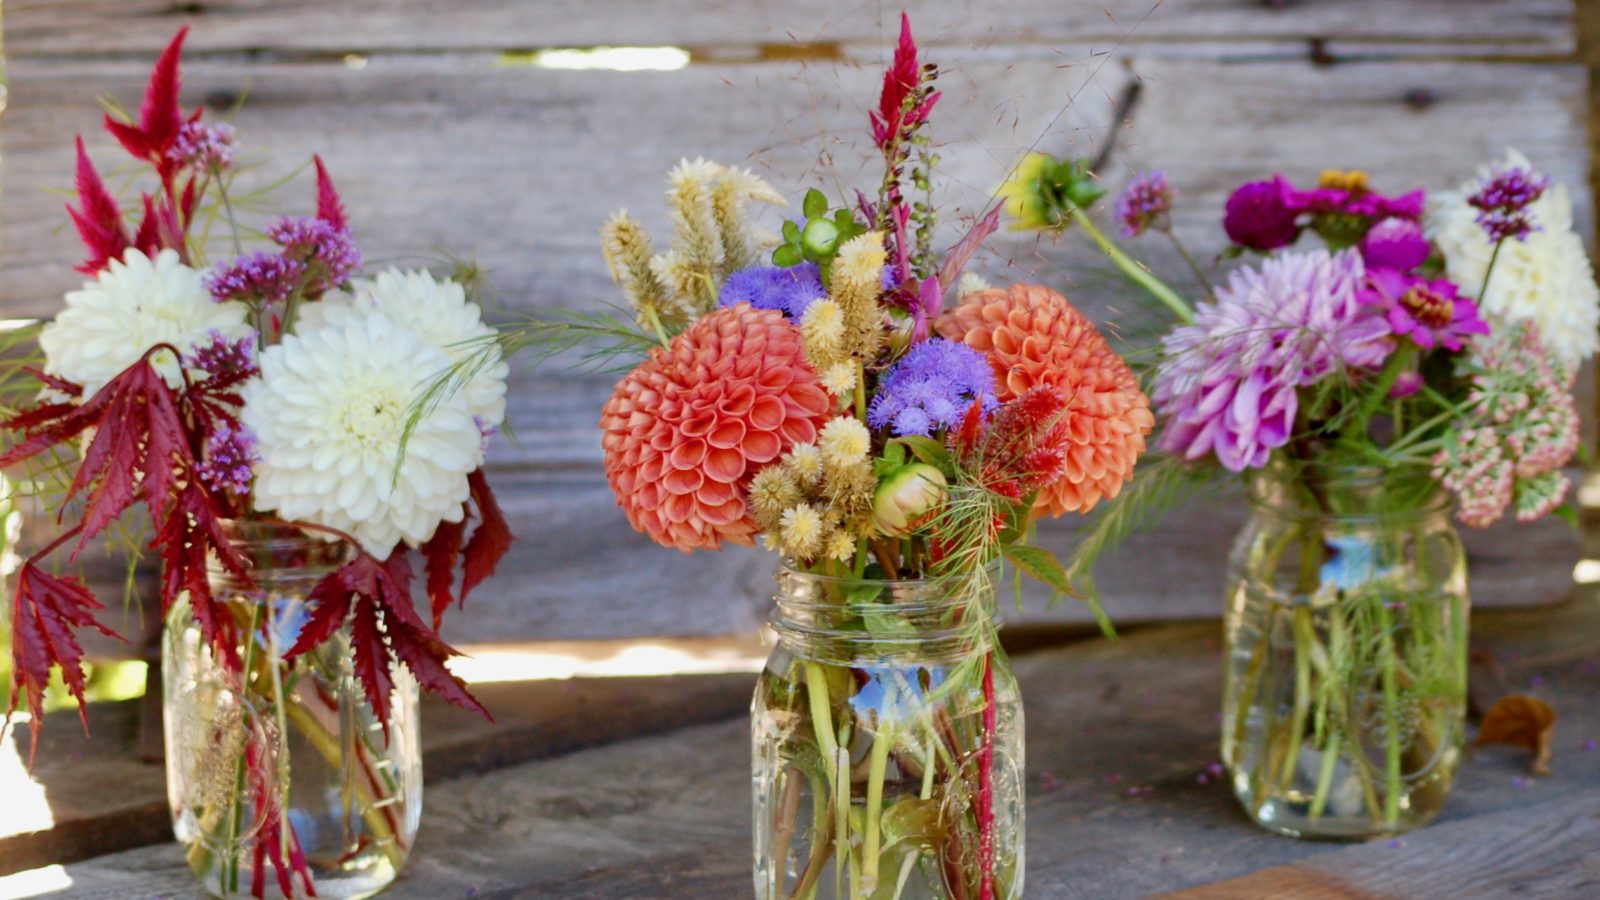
[39,249,251,396]
[801,298,846,366]
[783,443,824,486]
[300,267,509,430]
[243,310,483,557]
[819,361,859,397]
[824,529,857,563]
[819,416,871,468]
[748,465,801,529]
[779,503,823,559]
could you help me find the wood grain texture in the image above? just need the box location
[1,0,1576,57]
[0,672,754,876]
[36,596,1600,897]
[0,15,1589,641]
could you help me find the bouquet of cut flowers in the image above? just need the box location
[1006,151,1595,836]
[460,14,1152,898]
[0,29,511,897]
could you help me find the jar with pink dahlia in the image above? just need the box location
[599,303,835,552]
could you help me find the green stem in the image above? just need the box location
[642,305,672,348]
[1308,732,1342,822]
[1477,239,1504,304]
[215,170,245,258]
[1377,600,1404,828]
[860,724,893,894]
[1162,226,1215,296]
[1279,606,1316,790]
[1342,344,1417,445]
[1068,207,1193,322]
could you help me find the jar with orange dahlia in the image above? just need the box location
[483,13,1156,897]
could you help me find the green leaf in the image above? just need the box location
[879,797,943,852]
[772,244,803,267]
[803,188,829,220]
[782,219,801,243]
[894,435,954,475]
[1003,544,1074,597]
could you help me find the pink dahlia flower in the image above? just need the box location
[1154,249,1391,471]
[600,304,834,552]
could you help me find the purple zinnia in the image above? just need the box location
[1467,164,1549,243]
[197,423,259,497]
[1359,217,1430,271]
[269,216,361,295]
[1223,176,1301,251]
[205,251,305,305]
[1361,269,1489,352]
[168,121,238,172]
[183,329,259,380]
[1115,170,1173,237]
[868,338,998,436]
[1154,249,1392,471]
[719,263,825,320]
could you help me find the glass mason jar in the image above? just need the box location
[752,564,1024,899]
[164,519,423,899]
[1222,464,1469,840]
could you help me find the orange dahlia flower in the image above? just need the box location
[600,304,834,552]
[936,284,1153,517]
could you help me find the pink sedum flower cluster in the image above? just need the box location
[1433,324,1579,527]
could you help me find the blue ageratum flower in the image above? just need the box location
[868,338,999,436]
[719,263,825,320]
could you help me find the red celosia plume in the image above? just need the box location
[103,26,194,180]
[871,13,940,149]
[313,154,349,229]
[65,137,132,274]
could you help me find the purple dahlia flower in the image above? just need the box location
[1153,249,1392,471]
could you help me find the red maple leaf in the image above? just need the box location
[288,548,489,732]
[65,137,132,275]
[4,536,122,763]
[462,470,512,603]
[103,27,194,181]
[155,480,252,659]
[313,155,349,229]
[418,469,512,631]
[420,518,465,631]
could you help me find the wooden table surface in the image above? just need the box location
[12,593,1597,899]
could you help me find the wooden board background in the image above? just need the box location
[0,0,1590,643]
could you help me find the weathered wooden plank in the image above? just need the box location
[0,671,754,876]
[2,0,1575,57]
[35,597,1600,897]
[1,55,1587,639]
[1161,791,1600,898]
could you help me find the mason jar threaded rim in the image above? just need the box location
[1246,460,1450,523]
[768,561,1002,660]
[207,516,352,593]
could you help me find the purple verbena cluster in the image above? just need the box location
[205,251,305,305]
[1114,171,1173,237]
[1467,165,1549,243]
[168,121,238,172]
[183,329,260,380]
[868,338,998,436]
[269,216,361,295]
[196,423,259,497]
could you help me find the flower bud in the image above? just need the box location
[872,462,948,537]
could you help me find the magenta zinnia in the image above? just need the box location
[1154,249,1391,471]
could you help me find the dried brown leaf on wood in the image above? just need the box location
[1475,694,1557,776]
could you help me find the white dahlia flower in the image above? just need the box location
[39,249,252,396]
[298,268,508,430]
[243,310,483,557]
[1428,149,1600,368]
